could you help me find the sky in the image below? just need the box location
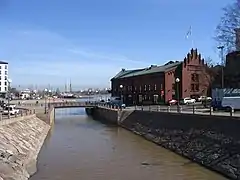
[0,0,230,89]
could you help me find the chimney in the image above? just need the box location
[235,28,240,51]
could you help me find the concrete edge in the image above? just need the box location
[23,117,51,177]
[0,114,36,126]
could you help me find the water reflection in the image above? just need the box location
[31,108,227,180]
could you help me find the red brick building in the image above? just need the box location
[111,49,210,105]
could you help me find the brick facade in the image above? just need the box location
[111,49,209,105]
[181,49,209,99]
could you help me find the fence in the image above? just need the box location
[17,101,239,117]
[98,104,239,117]
[0,108,36,121]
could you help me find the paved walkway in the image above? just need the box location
[124,105,240,117]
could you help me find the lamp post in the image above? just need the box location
[44,88,48,114]
[88,89,92,103]
[217,45,224,89]
[7,78,12,118]
[119,84,123,103]
[48,89,52,109]
[175,78,180,107]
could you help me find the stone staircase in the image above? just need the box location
[117,109,134,124]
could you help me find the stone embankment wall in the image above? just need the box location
[91,107,118,124]
[0,115,50,180]
[93,107,240,179]
[48,107,55,125]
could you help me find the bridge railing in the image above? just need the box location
[51,101,98,107]
[16,101,98,107]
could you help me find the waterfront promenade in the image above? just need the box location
[10,99,240,118]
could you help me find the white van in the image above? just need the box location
[3,105,19,115]
[222,96,240,110]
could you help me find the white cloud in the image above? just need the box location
[3,28,149,87]
[68,48,148,65]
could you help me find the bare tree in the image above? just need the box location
[200,57,221,96]
[215,0,240,52]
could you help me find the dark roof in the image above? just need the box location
[0,61,8,64]
[111,68,145,80]
[112,61,181,80]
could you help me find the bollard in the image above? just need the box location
[33,109,36,114]
[21,111,23,116]
[230,107,234,116]
[157,105,160,111]
[0,113,2,121]
[15,112,17,117]
[149,105,151,111]
[177,106,182,113]
[167,106,170,112]
[141,105,143,111]
[210,107,213,115]
[135,105,137,110]
[8,113,10,119]
[192,105,195,114]
[179,106,182,113]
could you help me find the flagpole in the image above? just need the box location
[191,36,194,49]
[186,26,194,49]
[191,26,194,48]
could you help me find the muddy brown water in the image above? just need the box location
[30,108,228,180]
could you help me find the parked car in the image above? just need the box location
[182,97,196,104]
[2,105,19,115]
[198,96,212,102]
[107,97,126,108]
[168,99,177,105]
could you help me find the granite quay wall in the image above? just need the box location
[91,107,118,124]
[47,107,55,125]
[0,114,50,180]
[93,107,240,179]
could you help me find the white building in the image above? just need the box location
[0,61,8,94]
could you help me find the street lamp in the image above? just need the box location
[44,88,48,114]
[48,89,52,109]
[217,45,224,89]
[119,84,123,103]
[7,78,12,118]
[88,89,92,102]
[175,78,180,107]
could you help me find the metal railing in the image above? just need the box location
[97,103,239,117]
[16,101,239,117]
[17,101,98,107]
[0,108,36,121]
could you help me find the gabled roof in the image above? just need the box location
[111,68,145,80]
[112,61,181,80]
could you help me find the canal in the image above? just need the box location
[30,107,227,180]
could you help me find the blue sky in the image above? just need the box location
[0,0,230,89]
